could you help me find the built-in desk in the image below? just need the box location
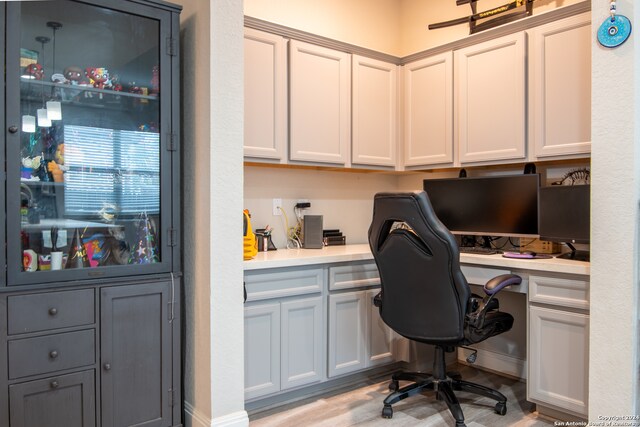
[244,244,590,420]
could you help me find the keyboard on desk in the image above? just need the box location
[458,246,501,255]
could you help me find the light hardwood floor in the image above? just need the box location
[249,365,556,427]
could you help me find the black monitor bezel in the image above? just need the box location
[538,184,590,245]
[422,174,540,238]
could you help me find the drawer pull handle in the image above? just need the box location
[104,363,111,371]
[49,350,58,359]
[50,380,59,389]
[49,308,58,316]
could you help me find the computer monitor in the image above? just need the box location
[422,174,540,238]
[538,184,590,261]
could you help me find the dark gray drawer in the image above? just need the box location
[8,329,95,379]
[8,289,95,335]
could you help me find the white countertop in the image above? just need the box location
[244,244,590,276]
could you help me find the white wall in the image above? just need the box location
[244,166,399,248]
[244,0,402,55]
[399,0,584,56]
[180,0,247,426]
[589,0,640,418]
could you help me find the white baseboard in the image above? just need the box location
[458,347,527,380]
[184,402,249,427]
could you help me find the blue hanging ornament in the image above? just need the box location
[598,1,631,48]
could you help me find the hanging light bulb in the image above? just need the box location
[46,100,62,120]
[37,108,51,127]
[22,115,36,133]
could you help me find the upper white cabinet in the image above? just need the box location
[289,40,351,165]
[352,55,398,167]
[403,52,454,168]
[455,32,526,164]
[244,28,288,162]
[528,13,591,159]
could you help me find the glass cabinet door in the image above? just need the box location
[5,0,174,284]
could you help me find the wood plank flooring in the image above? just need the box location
[249,365,556,427]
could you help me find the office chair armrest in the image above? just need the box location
[484,274,522,296]
[373,291,383,307]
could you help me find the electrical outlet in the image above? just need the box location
[273,198,282,216]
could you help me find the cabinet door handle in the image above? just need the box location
[104,363,111,371]
[49,350,58,359]
[50,380,59,389]
[49,307,58,316]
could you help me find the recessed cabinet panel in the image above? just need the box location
[352,55,397,167]
[244,303,281,400]
[244,28,287,162]
[328,291,367,377]
[456,33,526,164]
[529,13,591,159]
[289,40,350,165]
[404,52,453,167]
[6,0,177,285]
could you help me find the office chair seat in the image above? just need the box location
[369,191,518,427]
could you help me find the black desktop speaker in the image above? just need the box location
[302,215,324,249]
[523,163,537,174]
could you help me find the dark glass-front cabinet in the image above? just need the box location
[1,1,182,426]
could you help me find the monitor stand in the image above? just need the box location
[557,243,590,262]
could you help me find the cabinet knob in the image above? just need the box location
[49,350,58,359]
[104,363,111,371]
[8,125,18,134]
[50,380,59,389]
[49,307,58,316]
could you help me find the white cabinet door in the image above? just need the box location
[366,289,394,367]
[528,305,589,417]
[280,296,324,390]
[455,33,526,164]
[328,291,367,377]
[289,40,351,165]
[244,28,287,162]
[528,13,591,159]
[244,303,281,400]
[352,55,397,167]
[403,52,454,168]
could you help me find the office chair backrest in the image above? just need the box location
[368,191,470,344]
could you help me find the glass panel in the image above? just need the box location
[17,1,161,273]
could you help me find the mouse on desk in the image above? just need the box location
[502,251,536,259]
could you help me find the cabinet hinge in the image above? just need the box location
[166,133,177,151]
[168,228,178,247]
[166,37,177,56]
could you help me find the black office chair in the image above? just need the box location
[368,191,520,427]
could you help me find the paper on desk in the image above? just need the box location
[43,229,68,248]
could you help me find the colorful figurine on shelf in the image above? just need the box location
[129,212,159,264]
[24,63,44,80]
[64,66,84,85]
[150,65,160,95]
[85,67,112,90]
[65,228,91,269]
[47,160,63,182]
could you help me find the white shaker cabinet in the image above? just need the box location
[352,55,398,168]
[244,28,288,162]
[403,52,454,168]
[528,274,590,418]
[289,40,351,165]
[528,13,591,159]
[455,32,526,164]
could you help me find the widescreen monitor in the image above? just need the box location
[422,174,540,238]
[538,184,590,245]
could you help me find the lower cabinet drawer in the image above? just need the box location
[9,370,96,427]
[8,329,96,379]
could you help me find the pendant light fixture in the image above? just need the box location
[35,36,51,128]
[45,21,63,120]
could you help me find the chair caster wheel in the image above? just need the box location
[495,401,507,415]
[381,405,393,419]
[388,380,399,391]
[455,421,467,427]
